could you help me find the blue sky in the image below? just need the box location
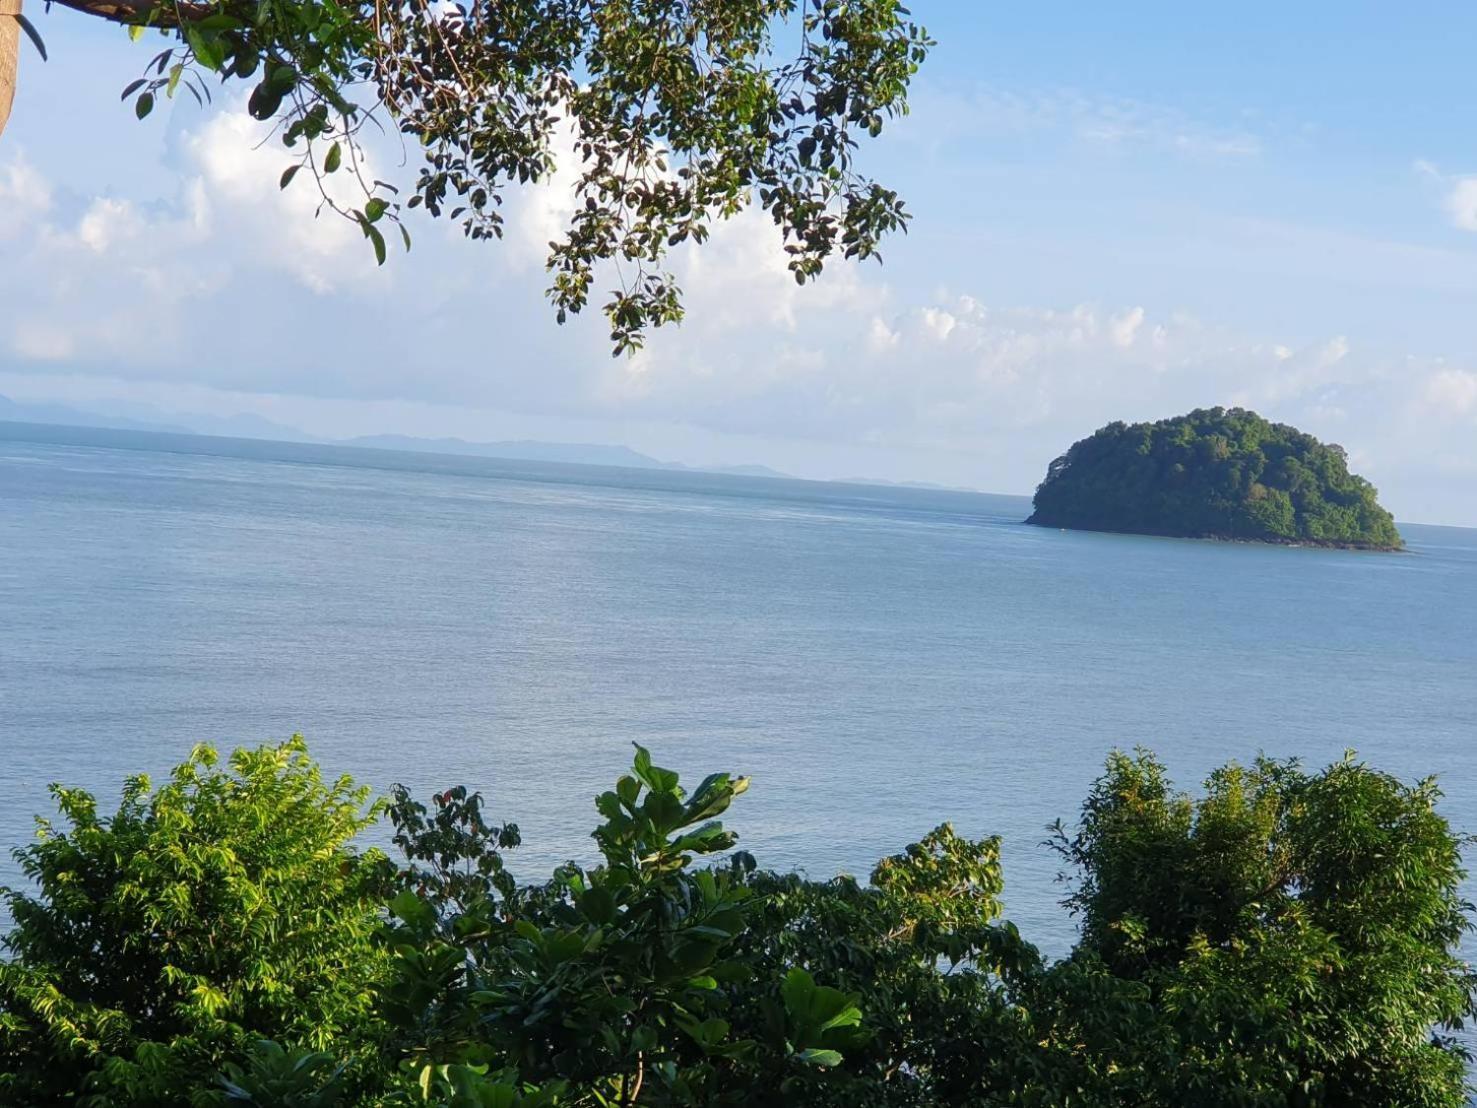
[3,3,1477,523]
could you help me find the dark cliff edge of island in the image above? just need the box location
[1024,408,1404,552]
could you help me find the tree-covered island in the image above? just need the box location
[1026,408,1404,549]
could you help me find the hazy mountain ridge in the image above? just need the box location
[0,396,792,481]
[0,395,193,436]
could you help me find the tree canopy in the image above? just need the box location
[1027,407,1404,549]
[0,739,391,1105]
[3,0,931,352]
[4,738,1473,1105]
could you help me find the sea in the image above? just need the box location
[2,420,1475,958]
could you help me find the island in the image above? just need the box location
[1025,408,1403,550]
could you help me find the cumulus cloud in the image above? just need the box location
[4,111,1477,522]
[183,109,388,292]
[0,152,51,239]
[1109,306,1145,348]
[1423,368,1477,417]
[1413,159,1477,233]
[0,157,224,365]
[1445,178,1477,232]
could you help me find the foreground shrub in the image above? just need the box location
[375,746,867,1106]
[0,738,390,1106]
[2,740,1472,1107]
[1040,751,1477,1106]
[730,825,1046,1106]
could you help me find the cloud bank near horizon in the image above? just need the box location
[2,82,1476,525]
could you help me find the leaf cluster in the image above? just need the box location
[374,743,865,1106]
[93,0,932,352]
[0,737,392,1106]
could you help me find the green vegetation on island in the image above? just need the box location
[1027,408,1403,549]
[3,737,1472,1106]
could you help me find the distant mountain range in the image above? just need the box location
[1,395,989,492]
[833,476,980,493]
[343,433,790,479]
[0,395,316,442]
[0,394,792,480]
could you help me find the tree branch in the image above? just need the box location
[1,0,19,137]
[46,0,216,28]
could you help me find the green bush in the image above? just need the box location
[3,740,1472,1107]
[375,746,866,1106]
[0,738,390,1106]
[1040,751,1477,1106]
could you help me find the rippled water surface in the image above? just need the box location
[3,422,1475,953]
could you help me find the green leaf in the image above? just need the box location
[632,744,680,794]
[135,92,155,120]
[577,885,616,925]
[323,142,343,174]
[279,165,301,190]
[364,197,389,223]
[247,83,283,121]
[184,26,226,72]
[782,967,863,1032]
[388,889,433,928]
[796,1048,843,1067]
[616,775,641,809]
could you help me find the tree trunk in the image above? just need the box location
[0,0,19,138]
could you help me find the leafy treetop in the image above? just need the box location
[3,737,1475,1106]
[0,738,391,1106]
[16,0,931,353]
[1027,406,1403,549]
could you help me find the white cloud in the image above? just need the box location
[77,197,142,253]
[921,307,958,342]
[184,108,383,292]
[867,317,901,353]
[1318,336,1349,365]
[4,107,1477,523]
[1423,368,1477,417]
[1109,306,1145,348]
[0,104,405,376]
[1445,177,1477,232]
[0,161,225,365]
[0,152,51,239]
[1411,159,1477,233]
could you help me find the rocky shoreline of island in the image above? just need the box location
[1023,516,1406,552]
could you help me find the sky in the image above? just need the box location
[3,4,1477,524]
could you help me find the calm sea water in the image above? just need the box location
[2,421,1475,955]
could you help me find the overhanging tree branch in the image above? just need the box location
[2,0,933,354]
[46,0,215,25]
